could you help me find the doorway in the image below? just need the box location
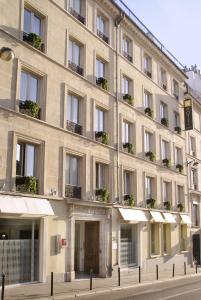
[193,234,200,265]
[120,224,137,267]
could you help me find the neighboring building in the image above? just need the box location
[0,0,192,284]
[184,66,201,266]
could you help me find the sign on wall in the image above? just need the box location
[184,99,193,131]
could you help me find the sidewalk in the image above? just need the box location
[2,267,201,300]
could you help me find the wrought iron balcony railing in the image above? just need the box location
[122,51,132,63]
[65,184,81,199]
[66,120,82,135]
[68,61,84,76]
[97,29,109,44]
[69,7,85,24]
[16,176,38,194]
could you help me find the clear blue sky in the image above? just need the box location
[123,0,201,69]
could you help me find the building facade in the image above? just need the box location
[0,0,193,284]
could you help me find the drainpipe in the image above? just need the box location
[115,12,125,204]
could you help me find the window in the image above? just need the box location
[68,40,83,75]
[97,14,109,43]
[189,136,196,156]
[177,185,184,205]
[160,102,168,119]
[162,181,170,203]
[145,176,153,199]
[161,140,169,160]
[174,112,180,130]
[175,147,182,165]
[191,168,198,190]
[144,54,152,78]
[65,155,79,186]
[144,91,151,108]
[173,79,179,100]
[20,71,39,103]
[192,203,199,227]
[122,36,132,62]
[160,68,167,90]
[180,224,187,251]
[24,8,41,35]
[124,171,131,196]
[96,162,105,189]
[96,58,105,79]
[95,107,104,132]
[144,131,152,153]
[163,224,171,254]
[122,121,130,144]
[122,76,130,95]
[150,223,160,255]
[66,94,82,135]
[69,0,85,24]
[16,143,35,177]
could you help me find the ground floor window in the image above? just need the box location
[150,223,160,256]
[120,224,137,267]
[163,224,171,254]
[180,224,187,251]
[0,218,39,285]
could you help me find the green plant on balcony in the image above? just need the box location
[174,126,181,134]
[161,117,169,127]
[124,194,135,207]
[164,201,171,210]
[95,131,109,145]
[16,176,38,194]
[162,158,171,168]
[146,198,156,209]
[27,33,42,50]
[177,203,184,212]
[123,94,133,105]
[176,164,184,173]
[123,142,134,154]
[144,107,153,118]
[98,188,110,203]
[20,100,40,119]
[145,151,155,162]
[96,77,108,90]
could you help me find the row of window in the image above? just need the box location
[22,2,180,99]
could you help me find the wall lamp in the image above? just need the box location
[186,159,199,167]
[0,47,15,62]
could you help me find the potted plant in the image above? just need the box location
[145,151,155,162]
[176,164,183,173]
[164,201,171,210]
[19,100,40,119]
[95,131,109,145]
[25,33,43,50]
[162,158,171,168]
[123,142,134,154]
[144,107,153,118]
[146,198,156,209]
[161,117,169,127]
[123,94,133,105]
[124,194,135,207]
[101,188,110,203]
[16,176,38,194]
[177,203,184,212]
[174,126,181,134]
[96,77,108,90]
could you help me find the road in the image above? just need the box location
[81,276,201,300]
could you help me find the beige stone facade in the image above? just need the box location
[0,0,194,284]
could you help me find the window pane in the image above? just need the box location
[71,96,79,123]
[33,15,41,35]
[29,75,38,102]
[96,108,104,132]
[16,143,23,176]
[73,0,81,13]
[24,9,31,33]
[70,156,78,186]
[74,43,80,65]
[69,41,73,62]
[65,155,70,184]
[20,72,28,101]
[24,144,35,176]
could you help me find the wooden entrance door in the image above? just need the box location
[84,222,99,274]
[193,234,200,265]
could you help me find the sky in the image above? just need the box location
[123,0,201,70]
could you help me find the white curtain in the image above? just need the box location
[24,144,35,177]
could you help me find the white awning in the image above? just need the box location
[150,211,165,223]
[180,214,192,224]
[0,195,55,216]
[163,212,176,223]
[118,208,148,222]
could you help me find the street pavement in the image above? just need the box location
[1,266,201,299]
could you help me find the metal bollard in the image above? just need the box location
[50,272,53,297]
[156,264,158,280]
[184,262,186,275]
[196,263,198,274]
[172,264,175,278]
[118,267,120,286]
[139,266,141,283]
[1,274,5,300]
[90,269,93,290]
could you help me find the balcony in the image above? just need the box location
[23,32,44,52]
[96,77,108,90]
[68,60,84,76]
[145,151,155,162]
[123,94,133,105]
[95,188,109,203]
[173,93,179,100]
[123,142,134,154]
[144,107,153,118]
[161,117,169,127]
[95,131,109,145]
[19,100,40,119]
[65,184,81,199]
[16,176,38,194]
[123,194,134,207]
[162,158,171,168]
[144,69,152,78]
[66,120,82,135]
[123,51,133,63]
[162,83,167,91]
[146,198,156,209]
[69,7,85,24]
[163,201,171,211]
[177,203,184,212]
[192,184,198,191]
[97,29,109,44]
[174,126,181,134]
